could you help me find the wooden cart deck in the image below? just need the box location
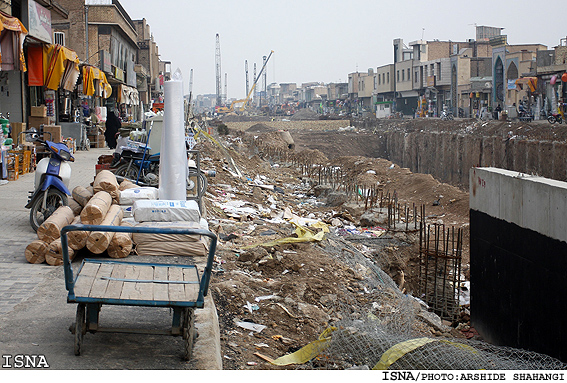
[72,259,201,306]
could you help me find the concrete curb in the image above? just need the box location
[193,293,223,369]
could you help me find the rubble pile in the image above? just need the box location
[191,125,476,369]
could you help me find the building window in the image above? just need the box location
[397,70,400,82]
[415,71,418,83]
[387,72,389,83]
[378,74,381,85]
[383,73,385,84]
[407,68,410,82]
[402,70,404,81]
[53,32,65,46]
[438,63,441,80]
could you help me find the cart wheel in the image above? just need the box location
[182,308,195,361]
[74,303,86,356]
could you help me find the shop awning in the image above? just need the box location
[0,11,28,71]
[82,65,112,98]
[117,84,139,105]
[515,77,537,92]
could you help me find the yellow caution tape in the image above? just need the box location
[270,327,337,365]
[373,337,478,370]
[241,222,328,249]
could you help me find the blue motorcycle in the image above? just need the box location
[25,132,74,231]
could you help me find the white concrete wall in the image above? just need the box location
[470,167,567,243]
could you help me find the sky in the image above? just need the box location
[119,0,566,100]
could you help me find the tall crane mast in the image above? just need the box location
[215,33,222,107]
[245,60,249,100]
[253,63,257,107]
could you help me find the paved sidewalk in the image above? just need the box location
[0,146,222,369]
[0,147,111,315]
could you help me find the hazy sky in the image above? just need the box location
[119,0,566,100]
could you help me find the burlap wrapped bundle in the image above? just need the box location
[80,191,112,225]
[93,170,120,203]
[67,216,88,251]
[25,240,49,264]
[37,206,75,243]
[45,238,75,266]
[86,205,124,254]
[72,186,93,207]
[107,222,134,259]
[67,197,83,216]
[119,179,138,191]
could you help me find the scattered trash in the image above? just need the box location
[247,361,258,366]
[254,343,269,348]
[255,295,277,302]
[235,321,266,333]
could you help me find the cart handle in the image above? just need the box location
[60,225,218,303]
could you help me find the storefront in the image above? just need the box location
[0,11,28,123]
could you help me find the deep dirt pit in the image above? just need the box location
[195,117,564,369]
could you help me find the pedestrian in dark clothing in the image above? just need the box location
[104,109,121,149]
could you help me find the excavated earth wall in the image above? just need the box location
[356,119,567,189]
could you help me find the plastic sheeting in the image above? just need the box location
[159,68,187,200]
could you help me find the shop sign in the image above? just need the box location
[99,50,111,73]
[27,0,52,44]
[427,75,436,87]
[113,66,125,82]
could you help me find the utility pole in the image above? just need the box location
[85,4,89,64]
[215,34,222,107]
[224,73,227,104]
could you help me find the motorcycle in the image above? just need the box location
[547,112,564,124]
[441,110,454,120]
[112,145,208,198]
[25,131,74,231]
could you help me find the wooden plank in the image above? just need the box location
[135,265,155,302]
[119,264,142,300]
[89,263,115,298]
[168,267,185,302]
[182,267,200,302]
[153,266,169,302]
[73,262,101,297]
[104,263,128,299]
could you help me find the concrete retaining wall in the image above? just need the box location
[469,167,567,362]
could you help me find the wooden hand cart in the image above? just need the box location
[60,224,217,360]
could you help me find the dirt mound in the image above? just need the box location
[245,123,277,133]
[290,108,319,121]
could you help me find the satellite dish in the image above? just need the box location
[484,82,492,89]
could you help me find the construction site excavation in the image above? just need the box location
[182,113,567,370]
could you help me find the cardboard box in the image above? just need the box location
[10,122,26,145]
[28,116,50,130]
[42,125,62,143]
[31,105,47,117]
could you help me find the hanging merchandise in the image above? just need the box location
[43,44,80,91]
[0,11,28,71]
[27,44,44,86]
[45,90,55,117]
[82,66,111,98]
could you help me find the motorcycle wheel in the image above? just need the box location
[548,116,556,124]
[114,163,141,182]
[30,188,68,232]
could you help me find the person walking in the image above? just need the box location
[104,109,121,149]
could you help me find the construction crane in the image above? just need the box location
[216,50,273,115]
[215,34,222,107]
[245,60,249,99]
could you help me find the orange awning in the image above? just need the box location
[0,11,28,34]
